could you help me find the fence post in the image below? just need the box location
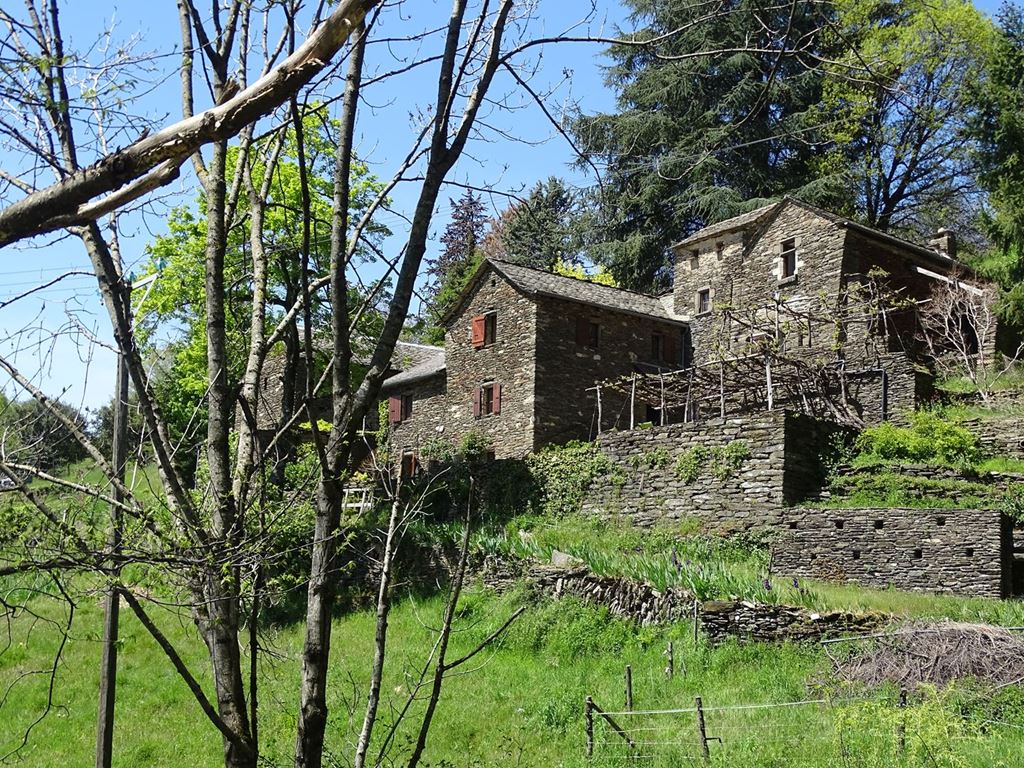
[624,665,633,711]
[693,599,700,646]
[897,687,907,757]
[695,696,711,763]
[665,641,674,679]
[585,696,594,758]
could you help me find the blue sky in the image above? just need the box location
[0,0,1007,411]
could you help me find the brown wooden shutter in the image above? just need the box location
[472,387,482,418]
[492,383,502,415]
[575,317,588,346]
[388,395,401,424]
[471,315,486,348]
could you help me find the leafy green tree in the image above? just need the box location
[137,114,388,461]
[813,0,995,239]
[970,2,1024,321]
[574,0,838,290]
[501,177,581,269]
[421,189,488,343]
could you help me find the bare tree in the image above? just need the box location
[918,273,1022,402]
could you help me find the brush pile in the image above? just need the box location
[830,621,1024,690]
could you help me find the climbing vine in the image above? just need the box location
[674,441,751,484]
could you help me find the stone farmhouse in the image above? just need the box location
[384,198,989,465]
[379,199,1023,598]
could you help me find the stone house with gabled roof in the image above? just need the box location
[382,258,691,462]
[382,199,1001,464]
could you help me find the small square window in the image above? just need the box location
[874,520,884,530]
[788,521,798,530]
[936,516,946,527]
[912,548,923,560]
[966,547,975,557]
[834,519,844,530]
[781,238,797,279]
[400,394,413,421]
[697,288,711,315]
[852,550,861,560]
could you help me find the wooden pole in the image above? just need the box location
[596,385,603,436]
[659,373,666,426]
[624,665,633,711]
[897,687,907,757]
[765,353,774,411]
[665,641,674,679]
[719,360,725,418]
[629,374,636,430]
[585,696,594,758]
[693,599,699,646]
[591,701,635,750]
[695,696,711,763]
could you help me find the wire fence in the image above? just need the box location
[584,689,1024,766]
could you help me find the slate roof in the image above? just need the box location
[380,348,446,392]
[445,259,686,325]
[671,202,782,250]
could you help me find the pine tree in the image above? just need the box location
[501,177,581,269]
[574,0,839,291]
[422,189,488,343]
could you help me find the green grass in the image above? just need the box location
[3,580,1024,768]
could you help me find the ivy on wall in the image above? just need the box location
[674,441,752,484]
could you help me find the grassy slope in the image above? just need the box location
[3,573,1024,768]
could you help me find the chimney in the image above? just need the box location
[928,228,957,260]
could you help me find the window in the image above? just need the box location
[470,312,497,348]
[388,393,414,424]
[780,237,797,279]
[576,317,600,349]
[400,451,418,480]
[689,249,699,270]
[473,381,501,418]
[651,331,679,365]
[715,241,724,260]
[696,288,711,315]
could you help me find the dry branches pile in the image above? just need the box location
[829,622,1024,691]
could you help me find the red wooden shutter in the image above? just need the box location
[664,335,677,365]
[388,395,401,424]
[472,387,482,418]
[492,383,502,415]
[471,315,486,348]
[575,317,588,346]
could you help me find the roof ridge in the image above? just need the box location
[489,257,660,300]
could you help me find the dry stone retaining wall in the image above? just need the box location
[699,600,888,644]
[772,507,1012,598]
[581,411,844,530]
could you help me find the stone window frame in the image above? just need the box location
[695,286,712,316]
[715,241,724,260]
[688,248,700,271]
[778,236,799,284]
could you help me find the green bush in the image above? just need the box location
[855,410,982,467]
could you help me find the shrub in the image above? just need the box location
[855,410,982,467]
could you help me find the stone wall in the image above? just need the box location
[677,203,848,367]
[445,265,537,458]
[388,373,447,459]
[474,557,694,626]
[964,416,1024,459]
[581,411,844,530]
[699,600,888,644]
[533,294,689,445]
[772,507,1012,598]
